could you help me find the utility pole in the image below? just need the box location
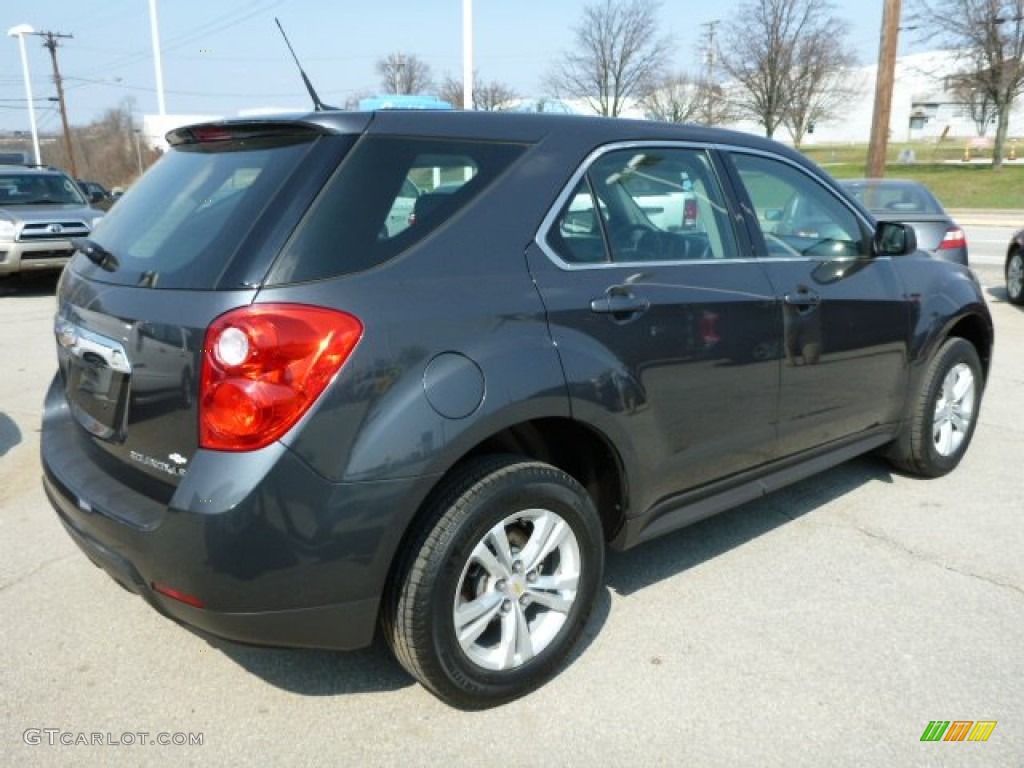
[866,0,901,178]
[33,30,77,177]
[701,20,719,126]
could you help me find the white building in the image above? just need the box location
[734,50,1024,146]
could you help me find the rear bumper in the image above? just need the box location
[41,375,435,651]
[44,472,381,650]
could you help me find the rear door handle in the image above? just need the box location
[590,292,650,317]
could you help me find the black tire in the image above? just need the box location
[1006,247,1024,306]
[886,337,982,478]
[383,455,604,709]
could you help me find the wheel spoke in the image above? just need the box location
[951,410,971,433]
[499,602,534,667]
[526,589,574,613]
[934,418,954,455]
[519,513,570,573]
[455,593,503,647]
[949,369,973,404]
[484,522,515,573]
[532,572,579,593]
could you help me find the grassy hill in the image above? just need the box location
[801,142,1024,209]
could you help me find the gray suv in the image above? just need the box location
[41,111,992,708]
[0,164,102,277]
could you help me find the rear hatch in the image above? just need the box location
[53,117,363,492]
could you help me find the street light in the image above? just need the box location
[7,23,41,165]
[463,0,473,109]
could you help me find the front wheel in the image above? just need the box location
[384,456,604,709]
[886,337,982,478]
[1007,248,1024,306]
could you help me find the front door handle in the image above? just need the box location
[784,286,821,308]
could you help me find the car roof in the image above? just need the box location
[169,109,819,172]
[0,164,66,175]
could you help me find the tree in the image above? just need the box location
[546,0,673,117]
[376,52,434,95]
[949,74,1000,135]
[40,98,160,188]
[781,30,861,147]
[911,0,1024,167]
[639,72,740,125]
[438,74,519,110]
[641,72,704,123]
[718,0,855,139]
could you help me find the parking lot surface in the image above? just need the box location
[1,264,1021,767]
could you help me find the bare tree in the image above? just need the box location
[41,98,160,187]
[782,30,862,147]
[376,52,435,95]
[911,0,1024,167]
[718,0,855,139]
[546,0,673,117]
[438,74,519,110]
[949,74,1000,135]
[641,72,704,123]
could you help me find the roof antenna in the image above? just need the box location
[275,17,335,111]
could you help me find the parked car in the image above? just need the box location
[0,164,103,278]
[839,178,968,265]
[42,111,992,709]
[1007,229,1024,305]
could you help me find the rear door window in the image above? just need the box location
[546,147,738,265]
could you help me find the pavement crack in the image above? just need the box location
[854,525,1024,598]
[0,552,78,593]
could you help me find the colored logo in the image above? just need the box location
[920,721,997,742]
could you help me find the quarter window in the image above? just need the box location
[269,137,524,284]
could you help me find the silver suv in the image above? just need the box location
[0,164,103,277]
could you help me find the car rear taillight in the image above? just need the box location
[682,198,698,229]
[200,304,363,451]
[938,227,967,251]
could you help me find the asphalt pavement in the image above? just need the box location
[1,265,1021,768]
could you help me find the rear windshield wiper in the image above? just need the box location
[72,237,120,272]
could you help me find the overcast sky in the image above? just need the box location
[3,0,916,130]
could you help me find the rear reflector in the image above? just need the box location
[200,304,363,451]
[152,583,205,608]
[938,227,966,250]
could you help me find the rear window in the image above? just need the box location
[266,136,526,284]
[842,182,943,214]
[72,131,322,289]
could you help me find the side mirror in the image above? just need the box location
[873,221,917,256]
[764,208,783,222]
[89,190,105,204]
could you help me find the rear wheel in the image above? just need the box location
[384,456,604,709]
[887,337,982,477]
[1007,248,1024,305]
